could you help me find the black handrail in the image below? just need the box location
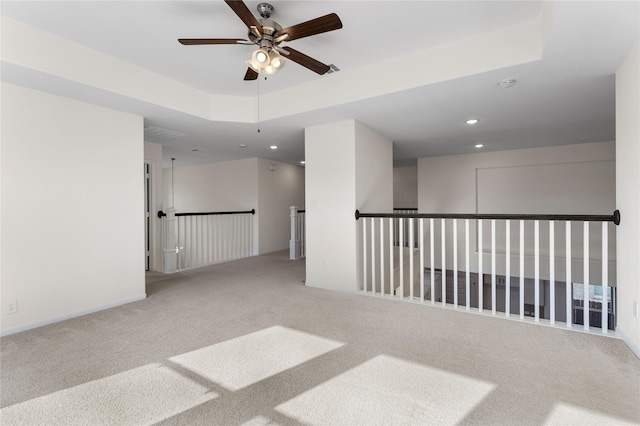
[297,209,306,213]
[158,209,255,218]
[355,209,621,225]
[393,208,418,211]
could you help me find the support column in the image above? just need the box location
[616,40,640,356]
[304,119,393,291]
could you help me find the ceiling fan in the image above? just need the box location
[178,0,343,80]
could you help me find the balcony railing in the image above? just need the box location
[356,210,620,332]
[159,209,255,271]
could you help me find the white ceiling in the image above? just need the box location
[1,1,638,168]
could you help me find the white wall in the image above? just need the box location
[165,158,259,212]
[616,40,640,357]
[355,121,393,213]
[419,141,615,214]
[257,159,305,254]
[1,83,145,335]
[144,142,163,271]
[394,166,418,209]
[305,120,392,292]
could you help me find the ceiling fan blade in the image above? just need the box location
[244,67,259,81]
[278,13,342,41]
[179,38,247,45]
[224,0,263,34]
[282,47,330,75]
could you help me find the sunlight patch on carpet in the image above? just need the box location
[275,354,496,425]
[0,363,217,425]
[543,401,637,425]
[241,415,283,426]
[170,325,344,391]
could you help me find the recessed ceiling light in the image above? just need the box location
[497,79,517,89]
[239,144,247,148]
[475,144,484,148]
[466,119,479,125]
[270,145,278,150]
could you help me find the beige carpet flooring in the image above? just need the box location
[1,251,639,425]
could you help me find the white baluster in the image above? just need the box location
[380,217,385,296]
[430,218,435,304]
[584,222,590,330]
[550,221,555,324]
[371,218,376,295]
[491,219,496,315]
[478,219,483,312]
[290,206,297,260]
[602,222,608,333]
[505,220,511,317]
[441,218,446,307]
[420,218,425,302]
[465,219,470,310]
[535,220,540,322]
[566,221,572,327]
[519,220,524,319]
[399,218,404,298]
[453,219,458,307]
[363,218,368,292]
[389,218,394,297]
[409,218,414,300]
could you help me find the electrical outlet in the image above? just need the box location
[5,300,18,315]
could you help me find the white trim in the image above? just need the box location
[0,294,147,337]
[618,329,640,359]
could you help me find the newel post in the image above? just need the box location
[290,206,298,260]
[163,207,178,273]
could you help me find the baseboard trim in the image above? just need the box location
[0,293,147,337]
[617,328,640,359]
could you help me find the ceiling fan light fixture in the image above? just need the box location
[251,47,270,67]
[265,50,284,73]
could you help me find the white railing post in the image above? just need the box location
[453,219,458,308]
[584,222,590,330]
[163,207,178,273]
[430,218,435,304]
[409,218,414,300]
[491,220,496,314]
[505,220,510,317]
[465,219,470,310]
[550,221,555,324]
[602,222,609,333]
[399,218,404,298]
[478,219,483,312]
[419,218,425,302]
[534,220,540,322]
[441,218,446,307]
[380,218,385,296]
[389,218,394,297]
[289,206,298,260]
[519,220,524,319]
